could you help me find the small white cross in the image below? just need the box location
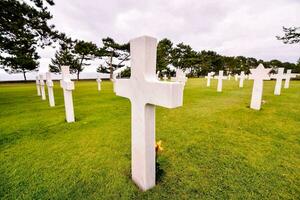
[284,69,297,89]
[46,72,55,107]
[205,72,215,87]
[39,74,46,100]
[115,36,184,191]
[214,70,227,92]
[60,66,75,122]
[270,68,286,95]
[238,71,246,88]
[249,64,271,110]
[96,76,102,91]
[35,76,41,96]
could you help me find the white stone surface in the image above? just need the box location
[36,76,41,96]
[96,76,102,91]
[39,74,46,100]
[214,70,227,92]
[271,68,286,95]
[60,66,75,123]
[170,69,187,85]
[284,69,297,89]
[115,36,184,191]
[239,71,246,88]
[205,72,215,87]
[163,74,168,81]
[234,74,238,81]
[46,72,55,107]
[249,64,271,110]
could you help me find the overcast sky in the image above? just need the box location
[38,0,300,72]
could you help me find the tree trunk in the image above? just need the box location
[109,54,113,80]
[23,70,27,81]
[77,70,80,81]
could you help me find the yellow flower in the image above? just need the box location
[155,140,163,152]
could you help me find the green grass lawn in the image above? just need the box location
[0,78,299,199]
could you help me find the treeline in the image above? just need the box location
[50,37,300,79]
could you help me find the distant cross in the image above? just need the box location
[115,36,184,191]
[46,72,55,107]
[156,71,160,81]
[228,74,231,80]
[271,68,286,95]
[35,76,41,96]
[163,74,168,81]
[39,74,46,100]
[249,64,271,110]
[234,74,238,81]
[214,70,227,92]
[60,66,75,122]
[205,72,215,87]
[239,71,246,88]
[96,76,102,91]
[284,69,297,89]
[171,69,187,85]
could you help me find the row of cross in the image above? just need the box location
[33,36,298,192]
[205,65,299,110]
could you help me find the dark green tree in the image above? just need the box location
[277,26,300,44]
[156,38,173,75]
[0,0,59,80]
[97,37,129,79]
[49,39,79,74]
[74,40,98,80]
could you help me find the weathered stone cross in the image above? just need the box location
[39,74,46,100]
[205,72,215,87]
[115,36,184,191]
[271,68,286,95]
[46,72,55,107]
[60,66,75,122]
[35,76,41,96]
[249,64,271,110]
[214,70,227,92]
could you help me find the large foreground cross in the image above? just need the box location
[60,66,75,122]
[249,64,271,110]
[115,36,184,191]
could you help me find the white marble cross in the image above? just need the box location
[60,66,75,123]
[271,68,286,95]
[249,64,271,110]
[115,36,184,191]
[214,70,227,92]
[234,74,238,81]
[163,74,168,81]
[39,74,46,100]
[96,76,102,91]
[46,72,55,107]
[171,69,187,85]
[205,72,215,87]
[238,71,246,88]
[35,76,41,96]
[284,69,297,89]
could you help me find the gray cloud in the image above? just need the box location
[39,0,300,71]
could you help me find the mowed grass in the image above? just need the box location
[0,78,299,199]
